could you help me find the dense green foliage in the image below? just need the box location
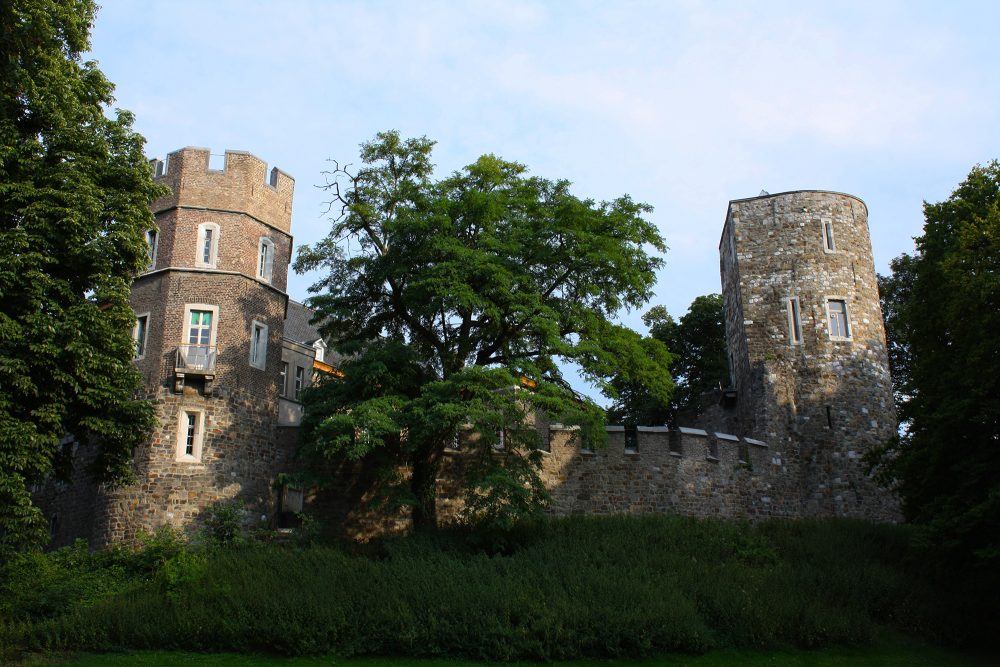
[0,0,161,553]
[4,517,993,661]
[32,640,1000,667]
[875,162,1000,568]
[608,294,727,426]
[294,132,672,528]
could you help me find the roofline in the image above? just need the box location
[720,190,868,250]
[727,189,867,213]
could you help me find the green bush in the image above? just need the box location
[4,516,995,660]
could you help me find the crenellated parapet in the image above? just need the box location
[534,424,803,519]
[149,147,294,233]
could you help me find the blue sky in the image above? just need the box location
[91,0,1000,349]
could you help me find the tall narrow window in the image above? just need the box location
[827,299,851,339]
[196,223,220,267]
[822,219,836,252]
[294,365,305,399]
[279,361,288,397]
[249,321,268,369]
[257,237,274,283]
[176,410,204,461]
[185,308,215,371]
[133,314,149,359]
[787,297,802,344]
[145,229,158,269]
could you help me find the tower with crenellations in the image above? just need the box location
[92,148,319,543]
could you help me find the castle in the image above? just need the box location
[36,148,898,547]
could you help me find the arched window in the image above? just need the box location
[196,223,220,268]
[257,237,274,282]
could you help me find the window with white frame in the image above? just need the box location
[257,237,274,283]
[786,297,802,345]
[145,229,158,269]
[133,313,150,359]
[176,409,205,462]
[196,223,220,268]
[827,299,851,339]
[822,219,836,252]
[279,361,288,397]
[181,304,219,371]
[294,365,305,399]
[249,321,268,369]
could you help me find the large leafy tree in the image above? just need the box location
[296,131,672,530]
[0,0,161,552]
[876,161,1000,566]
[608,294,727,426]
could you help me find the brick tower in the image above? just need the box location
[94,148,297,542]
[720,191,897,519]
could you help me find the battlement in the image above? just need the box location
[534,424,797,519]
[149,148,294,233]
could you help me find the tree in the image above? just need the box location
[608,294,727,426]
[0,0,161,553]
[295,131,672,530]
[875,161,1000,566]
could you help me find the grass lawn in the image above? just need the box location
[21,636,1000,667]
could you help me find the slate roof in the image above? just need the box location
[284,300,322,345]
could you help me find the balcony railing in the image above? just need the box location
[175,345,217,374]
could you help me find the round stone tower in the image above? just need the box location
[719,191,897,519]
[95,148,296,543]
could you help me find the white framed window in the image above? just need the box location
[827,299,851,339]
[176,409,205,462]
[145,229,158,270]
[279,361,288,397]
[181,304,219,371]
[786,297,802,345]
[294,365,305,399]
[249,320,268,369]
[821,219,836,253]
[257,237,274,283]
[196,222,220,268]
[133,312,150,360]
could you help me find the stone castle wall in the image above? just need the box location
[92,386,287,544]
[721,191,898,520]
[151,148,294,234]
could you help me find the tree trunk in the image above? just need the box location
[410,443,441,531]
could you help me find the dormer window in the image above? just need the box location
[257,237,274,282]
[196,223,220,268]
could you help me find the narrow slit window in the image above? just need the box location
[134,314,149,359]
[257,237,274,282]
[177,410,204,461]
[185,413,197,455]
[823,220,836,252]
[196,223,220,267]
[145,229,158,269]
[279,362,288,397]
[787,297,802,344]
[249,321,268,369]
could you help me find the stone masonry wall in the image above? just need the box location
[92,386,287,544]
[722,191,898,520]
[150,148,294,234]
[149,208,292,293]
